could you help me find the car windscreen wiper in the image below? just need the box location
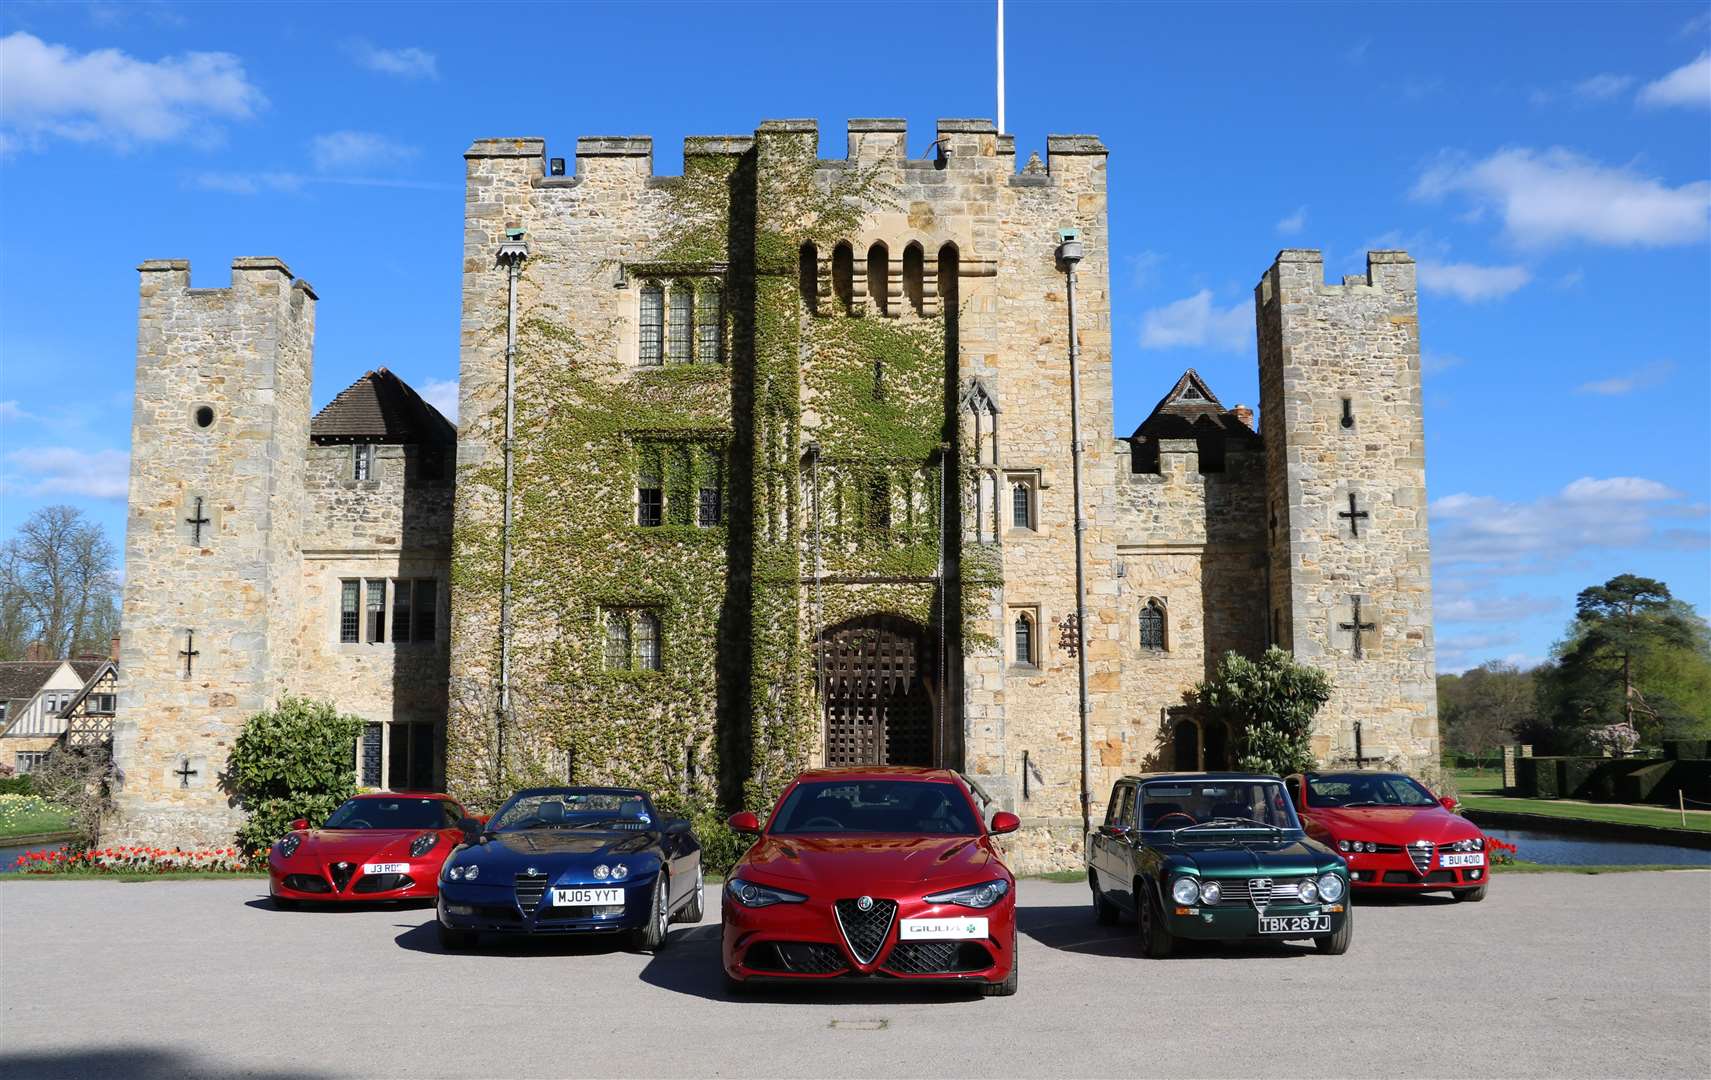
[1177,817,1281,833]
[1341,801,1384,807]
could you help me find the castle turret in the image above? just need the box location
[113,257,315,846]
[1256,249,1437,768]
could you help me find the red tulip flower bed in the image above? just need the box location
[11,845,254,875]
[1485,835,1519,866]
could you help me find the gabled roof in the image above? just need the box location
[1127,369,1259,445]
[55,659,116,719]
[0,660,96,702]
[310,368,456,446]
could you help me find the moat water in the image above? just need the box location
[1480,824,1710,867]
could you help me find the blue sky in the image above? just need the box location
[1,0,1707,672]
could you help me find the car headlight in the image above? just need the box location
[923,879,1010,909]
[1474,837,1485,851]
[1171,877,1200,905]
[1336,839,1351,852]
[726,877,807,908]
[1198,880,1221,905]
[593,864,610,880]
[1317,872,1346,903]
[462,863,478,881]
[1297,879,1319,903]
[410,832,439,858]
[445,865,463,881]
[610,863,629,880]
[277,833,301,858]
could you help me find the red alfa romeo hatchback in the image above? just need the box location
[721,767,1020,996]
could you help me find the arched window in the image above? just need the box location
[903,242,924,314]
[1014,612,1035,666]
[635,612,661,671]
[799,243,819,312]
[603,613,629,669]
[1140,599,1167,651]
[668,283,693,363]
[638,285,664,366]
[866,242,889,316]
[698,285,722,364]
[832,242,854,312]
[938,242,959,310]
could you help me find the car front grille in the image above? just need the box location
[745,942,848,975]
[1215,878,1310,907]
[352,873,412,894]
[1407,841,1435,874]
[283,874,331,894]
[834,899,897,965]
[328,862,357,892]
[885,941,992,975]
[515,872,549,913]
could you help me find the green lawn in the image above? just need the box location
[0,805,74,841]
[1461,794,1711,833]
[1449,768,1505,794]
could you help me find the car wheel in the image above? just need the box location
[982,927,1019,997]
[1453,883,1489,903]
[270,896,297,911]
[632,873,669,953]
[1137,883,1174,959]
[1090,871,1120,926]
[676,864,705,924]
[438,922,478,951]
[1315,905,1353,955]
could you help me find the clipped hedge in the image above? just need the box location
[0,776,34,796]
[1515,756,1565,798]
[1616,760,1677,803]
[1663,740,1710,761]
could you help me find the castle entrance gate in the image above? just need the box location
[816,615,938,768]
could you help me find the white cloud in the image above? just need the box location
[0,31,264,149]
[1417,261,1531,302]
[1276,206,1307,235]
[309,130,417,172]
[0,400,39,423]
[345,40,438,80]
[1,447,129,499]
[1138,290,1252,352]
[419,378,459,422]
[1430,475,1705,574]
[1638,51,1711,109]
[1574,360,1674,396]
[1571,73,1635,100]
[1126,249,1165,290]
[1682,12,1711,38]
[1435,595,1558,624]
[1414,147,1711,248]
[1420,349,1465,375]
[189,170,449,195]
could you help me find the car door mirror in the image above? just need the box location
[458,816,484,844]
[990,811,1021,835]
[1104,823,1132,838]
[728,811,762,834]
[664,818,691,835]
[290,818,309,832]
[1439,796,1459,811]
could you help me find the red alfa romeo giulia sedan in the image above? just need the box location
[1286,772,1490,901]
[721,767,1020,996]
[268,792,472,907]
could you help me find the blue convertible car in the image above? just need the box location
[435,786,702,952]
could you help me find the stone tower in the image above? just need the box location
[1256,249,1438,768]
[113,258,315,846]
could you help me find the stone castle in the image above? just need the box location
[113,118,1437,867]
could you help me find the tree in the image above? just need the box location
[1539,575,1711,749]
[229,696,364,856]
[1190,647,1332,775]
[1438,661,1539,762]
[29,747,115,848]
[0,506,121,660]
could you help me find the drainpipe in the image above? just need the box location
[496,230,529,790]
[1057,229,1091,839]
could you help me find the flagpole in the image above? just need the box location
[997,0,1006,134]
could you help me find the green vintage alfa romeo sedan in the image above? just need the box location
[1086,773,1353,957]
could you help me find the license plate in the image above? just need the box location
[899,917,989,940]
[1259,914,1331,935]
[551,887,625,906]
[1440,853,1484,868]
[362,862,408,875]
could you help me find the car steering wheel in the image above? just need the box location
[799,816,845,831]
[343,819,372,829]
[1153,812,1197,828]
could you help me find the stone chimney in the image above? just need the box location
[111,635,121,662]
[1231,404,1254,430]
[23,641,51,662]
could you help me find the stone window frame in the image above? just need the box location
[1009,605,1040,669]
[600,607,665,674]
[636,275,726,368]
[1005,469,1042,534]
[352,444,375,482]
[15,750,50,774]
[339,579,361,643]
[1139,597,1168,653]
[388,578,440,645]
[638,284,664,366]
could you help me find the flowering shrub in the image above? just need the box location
[1485,835,1519,866]
[1589,721,1641,757]
[11,845,252,875]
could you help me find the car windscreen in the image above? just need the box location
[1306,773,1438,808]
[771,780,979,836]
[323,798,452,830]
[1137,780,1300,832]
[490,792,653,831]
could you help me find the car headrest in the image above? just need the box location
[537,801,566,823]
[619,800,646,819]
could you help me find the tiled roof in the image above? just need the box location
[1128,369,1260,445]
[309,368,455,446]
[0,662,64,701]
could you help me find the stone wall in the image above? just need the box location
[1256,250,1438,770]
[112,258,315,846]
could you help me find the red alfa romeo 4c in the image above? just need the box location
[721,768,1020,996]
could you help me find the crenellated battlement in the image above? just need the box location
[138,256,316,310]
[1256,249,1415,306]
[464,117,1105,187]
